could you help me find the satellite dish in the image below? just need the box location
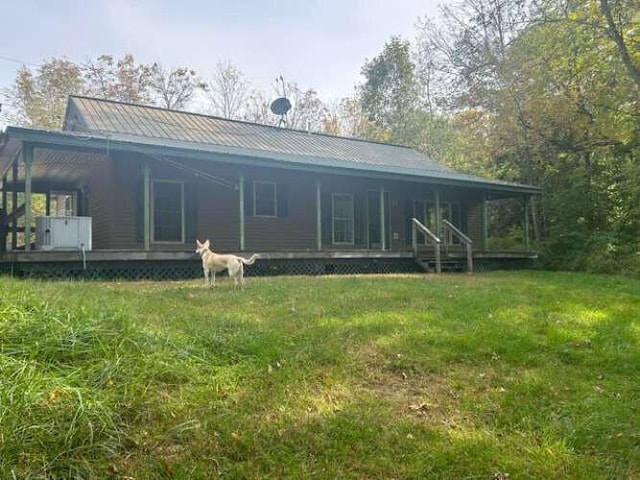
[270,97,291,116]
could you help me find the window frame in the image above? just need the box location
[253,180,277,217]
[332,193,355,245]
[151,179,185,243]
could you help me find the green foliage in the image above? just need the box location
[1,273,639,478]
[1,54,205,128]
[2,59,83,128]
[404,0,640,271]
[360,36,421,144]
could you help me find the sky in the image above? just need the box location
[0,0,443,113]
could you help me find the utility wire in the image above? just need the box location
[0,54,39,68]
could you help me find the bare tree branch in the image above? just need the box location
[150,64,206,110]
[599,0,640,90]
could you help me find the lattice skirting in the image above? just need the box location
[0,258,423,281]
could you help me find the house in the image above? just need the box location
[0,96,540,278]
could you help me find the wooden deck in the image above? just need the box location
[0,249,416,263]
[0,248,538,279]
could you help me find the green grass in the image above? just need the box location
[1,271,639,479]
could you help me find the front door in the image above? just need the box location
[367,190,390,249]
[413,200,463,245]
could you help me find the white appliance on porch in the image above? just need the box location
[35,216,92,251]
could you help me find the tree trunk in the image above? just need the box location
[599,0,640,90]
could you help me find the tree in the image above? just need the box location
[243,89,272,124]
[281,82,329,132]
[1,58,83,129]
[206,61,249,120]
[238,76,329,133]
[336,95,369,138]
[416,0,535,112]
[83,54,155,104]
[149,64,206,110]
[598,0,640,90]
[359,36,419,142]
[391,0,640,271]
[457,0,640,270]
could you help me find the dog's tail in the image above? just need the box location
[240,254,259,265]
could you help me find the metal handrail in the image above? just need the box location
[411,218,441,273]
[442,219,473,273]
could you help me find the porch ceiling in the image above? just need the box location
[0,143,107,190]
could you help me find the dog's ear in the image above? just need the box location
[203,239,210,249]
[196,239,202,247]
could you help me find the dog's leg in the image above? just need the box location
[239,263,245,289]
[229,261,241,290]
[211,271,216,288]
[203,268,209,286]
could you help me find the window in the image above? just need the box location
[332,193,354,244]
[152,180,184,242]
[50,191,77,216]
[254,181,276,217]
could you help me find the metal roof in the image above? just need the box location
[66,96,456,174]
[0,96,540,195]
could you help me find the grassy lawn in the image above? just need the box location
[1,271,639,479]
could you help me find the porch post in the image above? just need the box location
[239,172,245,251]
[11,159,17,250]
[1,174,6,213]
[76,188,83,216]
[523,195,530,251]
[379,184,386,251]
[316,179,322,251]
[434,189,441,237]
[481,194,488,250]
[143,160,150,250]
[1,173,6,253]
[23,144,33,251]
[45,192,51,216]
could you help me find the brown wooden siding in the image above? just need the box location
[466,202,483,246]
[110,155,141,249]
[244,167,316,252]
[195,179,239,251]
[81,155,116,250]
[56,149,492,253]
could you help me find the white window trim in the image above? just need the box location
[253,181,277,218]
[151,179,185,243]
[332,193,354,245]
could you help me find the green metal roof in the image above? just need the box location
[4,96,540,195]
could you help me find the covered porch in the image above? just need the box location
[0,127,539,278]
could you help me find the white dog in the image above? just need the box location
[195,239,259,289]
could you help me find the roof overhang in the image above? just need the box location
[1,126,541,198]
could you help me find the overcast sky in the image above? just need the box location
[0,0,443,111]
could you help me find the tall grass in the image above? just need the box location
[1,271,639,479]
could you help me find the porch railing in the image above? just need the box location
[442,219,473,273]
[411,218,441,273]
